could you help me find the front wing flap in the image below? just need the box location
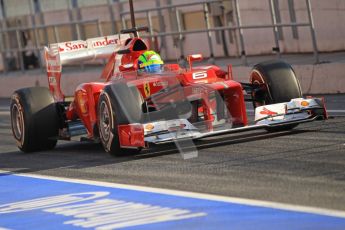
[254,98,327,125]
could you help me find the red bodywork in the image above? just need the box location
[46,37,248,148]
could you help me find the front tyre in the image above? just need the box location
[10,87,59,152]
[98,84,142,157]
[250,60,303,132]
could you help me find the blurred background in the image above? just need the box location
[0,0,344,73]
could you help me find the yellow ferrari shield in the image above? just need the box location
[144,82,151,97]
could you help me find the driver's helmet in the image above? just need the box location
[137,50,164,73]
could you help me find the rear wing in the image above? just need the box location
[44,34,130,101]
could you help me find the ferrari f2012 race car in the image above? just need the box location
[10,1,327,157]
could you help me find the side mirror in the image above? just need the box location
[187,54,203,71]
[117,49,131,55]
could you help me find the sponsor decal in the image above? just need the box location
[192,87,204,95]
[153,81,168,87]
[45,53,61,73]
[91,37,120,48]
[58,37,121,53]
[59,41,87,52]
[48,77,57,85]
[144,123,155,132]
[301,101,310,107]
[260,107,278,116]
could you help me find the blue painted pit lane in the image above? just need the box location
[0,172,345,230]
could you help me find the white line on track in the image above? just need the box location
[0,111,10,115]
[1,170,345,219]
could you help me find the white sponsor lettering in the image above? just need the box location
[46,198,206,229]
[0,192,109,214]
[46,59,59,67]
[48,77,57,85]
[0,192,206,229]
[192,71,208,80]
[46,55,61,72]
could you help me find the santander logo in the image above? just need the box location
[260,107,278,116]
[92,37,120,48]
[59,41,87,52]
[58,36,120,53]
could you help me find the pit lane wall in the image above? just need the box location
[0,61,344,98]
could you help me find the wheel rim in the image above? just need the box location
[11,103,24,142]
[251,70,268,108]
[99,100,111,142]
[252,79,265,108]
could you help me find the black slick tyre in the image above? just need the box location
[98,83,142,156]
[250,60,303,132]
[10,87,59,152]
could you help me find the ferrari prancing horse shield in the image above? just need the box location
[144,82,151,97]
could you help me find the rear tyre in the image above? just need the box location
[10,87,59,152]
[98,83,142,156]
[250,60,303,132]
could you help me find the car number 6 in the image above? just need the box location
[192,71,208,79]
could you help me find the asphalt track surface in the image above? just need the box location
[0,95,345,212]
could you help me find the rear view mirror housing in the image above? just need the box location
[187,54,203,71]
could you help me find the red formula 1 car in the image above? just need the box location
[10,2,327,157]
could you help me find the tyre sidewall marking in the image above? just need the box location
[11,94,25,147]
[99,92,115,152]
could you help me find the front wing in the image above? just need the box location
[118,98,327,147]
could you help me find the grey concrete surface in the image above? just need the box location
[0,95,345,211]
